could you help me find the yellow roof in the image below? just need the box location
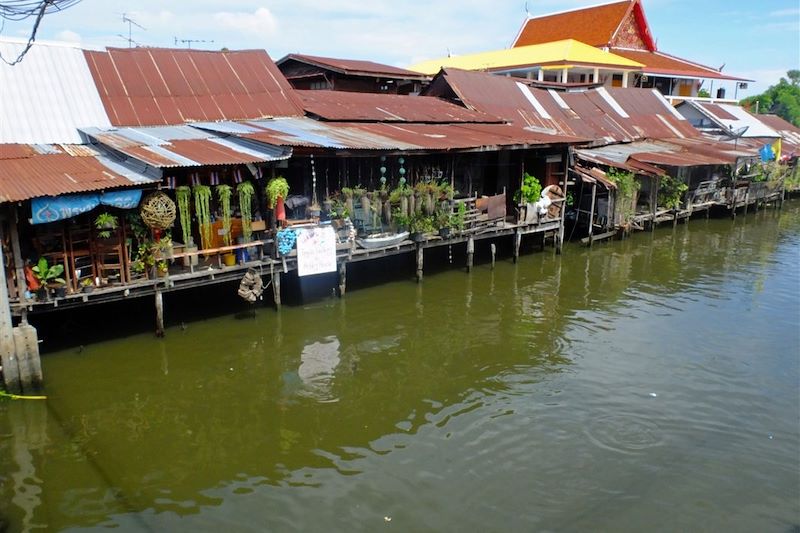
[408,39,643,75]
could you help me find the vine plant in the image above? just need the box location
[216,184,233,246]
[237,181,255,241]
[658,175,688,210]
[176,185,192,246]
[607,168,639,223]
[193,184,212,249]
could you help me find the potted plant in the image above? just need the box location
[514,172,543,223]
[80,278,95,293]
[266,176,290,225]
[341,187,354,218]
[434,208,452,239]
[94,212,119,239]
[31,258,65,301]
[408,213,434,243]
[156,260,169,277]
[392,209,410,233]
[193,184,212,249]
[451,202,467,235]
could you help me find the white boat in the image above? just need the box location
[356,232,410,249]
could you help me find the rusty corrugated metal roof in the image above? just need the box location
[609,49,751,81]
[431,68,699,144]
[194,117,582,152]
[753,115,800,152]
[0,144,35,160]
[278,54,429,80]
[81,125,291,168]
[0,145,156,202]
[84,47,304,127]
[297,90,504,123]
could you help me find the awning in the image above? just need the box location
[31,189,142,224]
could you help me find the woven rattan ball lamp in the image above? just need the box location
[140,191,176,230]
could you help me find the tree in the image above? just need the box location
[741,70,800,127]
[0,0,83,65]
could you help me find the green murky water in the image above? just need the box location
[2,206,799,532]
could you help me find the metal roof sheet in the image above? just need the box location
[577,137,740,171]
[278,54,429,80]
[684,101,780,139]
[297,91,504,123]
[609,49,751,81]
[84,47,304,127]
[194,117,582,152]
[433,68,698,144]
[408,39,643,75]
[82,125,290,168]
[0,145,156,202]
[754,114,800,151]
[0,40,112,144]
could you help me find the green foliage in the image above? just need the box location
[408,212,435,234]
[392,209,410,230]
[176,186,192,246]
[451,202,467,231]
[513,173,542,204]
[740,71,800,127]
[32,257,65,285]
[193,184,212,249]
[216,184,233,246]
[697,88,711,98]
[351,185,366,198]
[94,212,118,238]
[265,176,289,208]
[658,174,688,209]
[607,168,639,222]
[340,187,353,197]
[329,196,349,219]
[237,181,255,241]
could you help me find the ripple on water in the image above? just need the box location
[583,413,665,455]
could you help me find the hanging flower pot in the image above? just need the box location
[275,195,286,223]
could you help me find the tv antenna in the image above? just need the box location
[174,37,215,49]
[121,13,145,48]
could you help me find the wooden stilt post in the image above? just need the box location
[743,187,750,216]
[10,207,27,305]
[512,230,521,262]
[415,243,424,282]
[155,290,165,338]
[338,261,347,297]
[0,214,24,394]
[273,271,282,308]
[466,237,474,272]
[588,182,597,247]
[491,243,497,269]
[650,176,658,232]
[672,209,678,229]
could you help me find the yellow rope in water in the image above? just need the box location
[0,391,47,400]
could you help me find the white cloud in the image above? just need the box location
[55,30,82,44]
[214,7,277,35]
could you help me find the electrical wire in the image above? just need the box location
[0,0,83,65]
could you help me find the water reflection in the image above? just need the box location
[0,206,797,531]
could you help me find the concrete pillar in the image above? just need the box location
[466,237,474,272]
[537,69,544,82]
[593,68,600,83]
[491,243,497,269]
[513,230,521,262]
[561,68,569,84]
[622,71,629,88]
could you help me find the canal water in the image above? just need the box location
[2,205,799,532]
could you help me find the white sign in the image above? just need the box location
[296,226,337,277]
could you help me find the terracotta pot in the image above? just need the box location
[275,196,286,222]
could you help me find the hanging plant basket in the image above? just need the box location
[140,191,177,230]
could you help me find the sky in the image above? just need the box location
[1,0,798,97]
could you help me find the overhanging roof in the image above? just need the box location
[278,53,429,81]
[408,39,643,75]
[0,143,157,203]
[81,125,291,168]
[193,117,582,152]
